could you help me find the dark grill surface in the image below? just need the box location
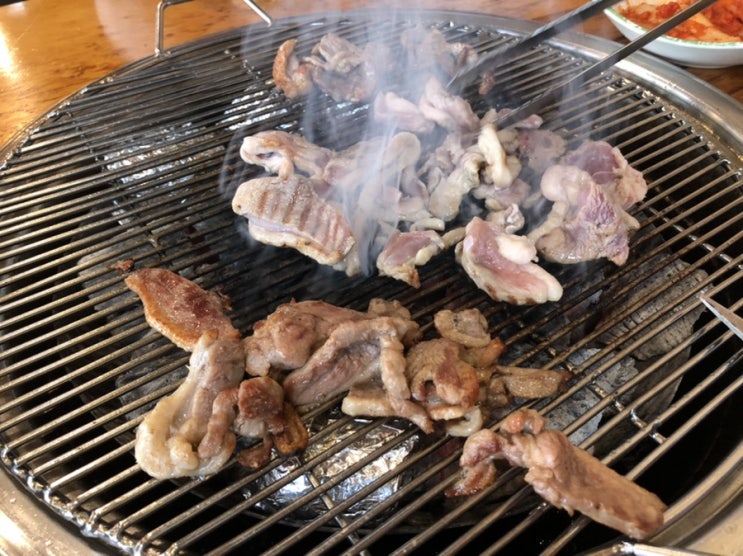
[0,10,741,555]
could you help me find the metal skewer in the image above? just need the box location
[448,0,625,90]
[700,295,743,341]
[449,0,718,127]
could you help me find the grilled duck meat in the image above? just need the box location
[448,408,666,540]
[200,376,308,470]
[232,174,356,267]
[272,38,315,99]
[125,267,236,351]
[239,130,332,179]
[134,329,245,479]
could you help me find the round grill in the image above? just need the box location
[0,10,741,555]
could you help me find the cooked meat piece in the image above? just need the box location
[560,140,647,210]
[457,217,563,305]
[400,26,477,77]
[376,230,445,288]
[135,329,245,479]
[239,130,332,179]
[478,123,520,188]
[283,316,417,402]
[596,254,708,359]
[199,376,283,458]
[373,91,435,135]
[243,299,373,376]
[283,315,433,432]
[271,401,309,456]
[494,365,570,399]
[304,33,389,102]
[449,409,666,540]
[232,174,356,267]
[407,338,480,409]
[445,428,502,496]
[125,268,236,352]
[528,165,640,266]
[434,308,491,348]
[474,178,532,212]
[419,77,480,133]
[200,375,308,469]
[444,406,484,437]
[427,143,483,222]
[272,38,315,98]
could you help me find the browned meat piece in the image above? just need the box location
[560,140,647,210]
[493,365,570,399]
[456,216,563,305]
[527,165,641,266]
[272,38,315,99]
[239,130,332,179]
[449,409,667,540]
[445,428,502,496]
[243,299,374,376]
[232,174,356,267]
[434,308,491,348]
[125,268,236,352]
[135,329,245,479]
[376,230,444,288]
[200,376,308,470]
[407,339,479,409]
[283,314,432,432]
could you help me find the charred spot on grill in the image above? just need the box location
[0,11,741,556]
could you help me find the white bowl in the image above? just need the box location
[604,6,743,68]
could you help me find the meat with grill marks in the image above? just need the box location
[200,376,308,470]
[232,174,356,267]
[448,408,666,540]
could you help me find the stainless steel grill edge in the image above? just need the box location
[0,10,741,555]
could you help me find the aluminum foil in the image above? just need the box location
[247,413,420,522]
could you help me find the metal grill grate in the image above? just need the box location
[1,10,741,555]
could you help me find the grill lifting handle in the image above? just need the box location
[154,0,273,56]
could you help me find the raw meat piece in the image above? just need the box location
[528,165,640,266]
[376,230,445,288]
[457,216,563,305]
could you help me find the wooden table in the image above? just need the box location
[0,0,741,148]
